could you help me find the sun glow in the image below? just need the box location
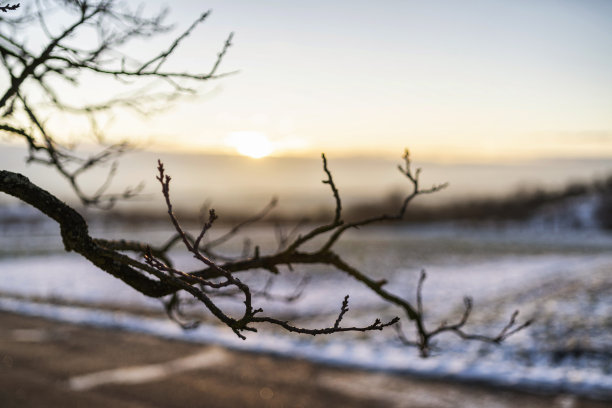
[225,131,274,159]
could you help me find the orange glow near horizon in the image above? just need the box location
[32,0,612,163]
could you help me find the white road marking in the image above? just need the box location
[69,347,228,391]
[12,329,49,342]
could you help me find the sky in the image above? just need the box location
[12,0,612,162]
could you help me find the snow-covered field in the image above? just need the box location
[1,220,611,398]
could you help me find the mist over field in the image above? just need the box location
[2,143,612,216]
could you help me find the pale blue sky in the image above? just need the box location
[35,0,612,161]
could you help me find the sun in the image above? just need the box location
[225,131,274,159]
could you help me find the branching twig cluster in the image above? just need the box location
[395,270,533,356]
[0,0,233,207]
[141,160,398,339]
[137,151,530,354]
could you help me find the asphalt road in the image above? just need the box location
[0,311,608,408]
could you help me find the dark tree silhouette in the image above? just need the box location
[0,0,530,356]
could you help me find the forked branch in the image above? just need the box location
[142,160,400,339]
[396,270,533,357]
[139,152,530,355]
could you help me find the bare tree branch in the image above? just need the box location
[0,0,532,356]
[0,0,234,207]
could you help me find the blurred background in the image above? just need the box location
[1,0,612,403]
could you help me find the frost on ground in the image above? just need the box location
[0,224,611,398]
